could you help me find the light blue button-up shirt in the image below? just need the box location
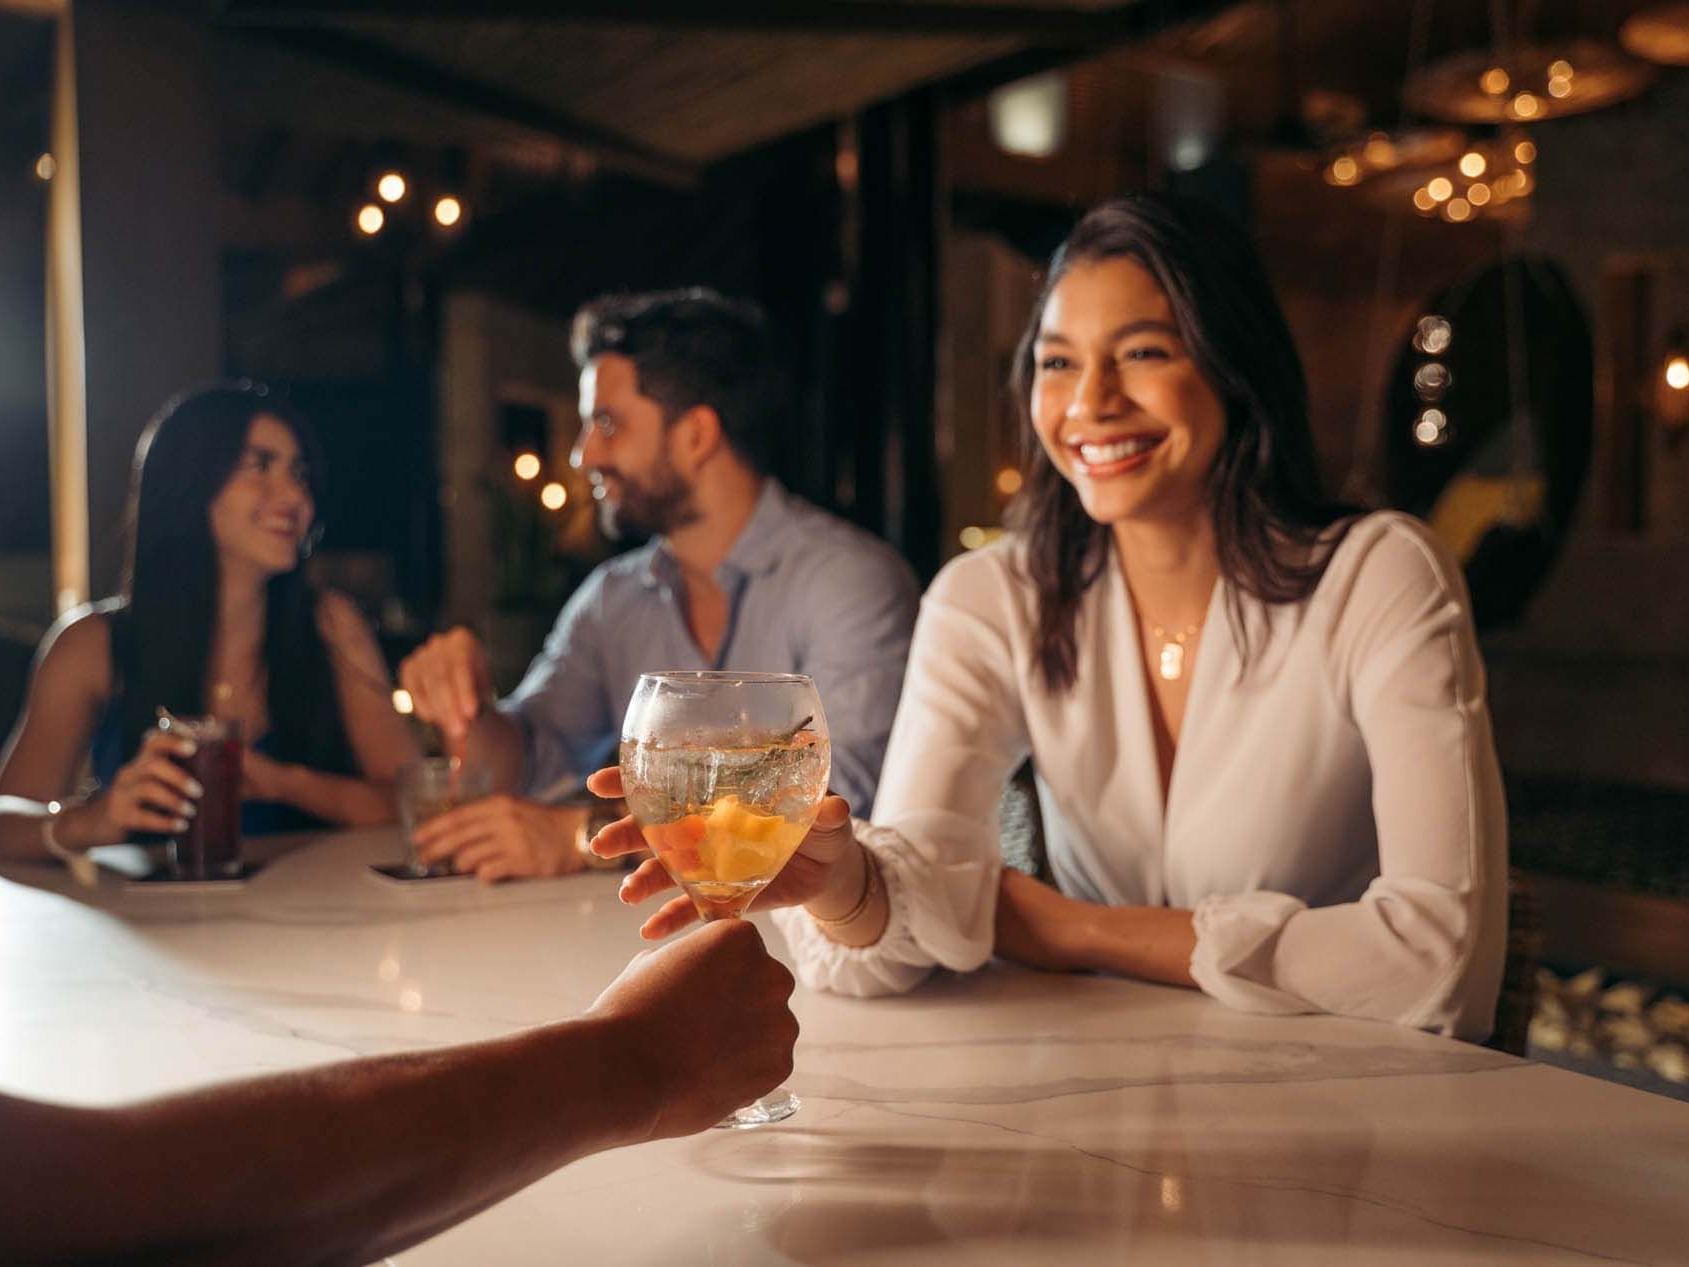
[499,480,919,816]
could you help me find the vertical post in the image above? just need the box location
[45,3,89,615]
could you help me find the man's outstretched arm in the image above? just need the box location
[0,920,796,1267]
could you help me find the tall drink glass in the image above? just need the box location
[156,714,243,879]
[619,671,829,1128]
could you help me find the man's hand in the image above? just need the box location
[584,767,858,940]
[993,868,1092,972]
[412,795,587,884]
[587,920,798,1140]
[397,628,491,743]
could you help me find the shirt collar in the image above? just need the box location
[638,478,790,589]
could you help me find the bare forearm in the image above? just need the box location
[0,1017,648,1266]
[0,794,115,859]
[272,764,396,827]
[1078,904,1198,988]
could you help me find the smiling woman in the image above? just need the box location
[608,193,1508,1044]
[0,382,418,863]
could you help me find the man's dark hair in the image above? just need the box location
[571,288,780,472]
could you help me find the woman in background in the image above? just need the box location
[0,382,416,860]
[598,193,1508,1041]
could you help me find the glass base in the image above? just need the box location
[715,1086,799,1129]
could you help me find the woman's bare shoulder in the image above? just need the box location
[32,601,120,696]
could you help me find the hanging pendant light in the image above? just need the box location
[1405,39,1655,124]
[1621,4,1689,66]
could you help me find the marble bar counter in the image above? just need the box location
[3,828,1688,1265]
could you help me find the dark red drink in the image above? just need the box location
[160,716,243,879]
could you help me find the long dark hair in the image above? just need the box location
[112,383,352,773]
[1008,193,1357,693]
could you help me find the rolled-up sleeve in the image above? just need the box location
[497,571,615,801]
[1188,519,1507,1040]
[775,551,1027,996]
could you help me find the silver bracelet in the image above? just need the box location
[41,801,99,888]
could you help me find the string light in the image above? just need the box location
[995,468,1024,495]
[1326,155,1360,186]
[1515,139,1537,164]
[33,153,54,181]
[540,482,567,510]
[1427,176,1454,202]
[1444,196,1473,222]
[1666,357,1689,392]
[513,452,541,481]
[1414,408,1450,446]
[1468,182,1492,206]
[356,204,385,236]
[1510,91,1542,119]
[1480,66,1511,95]
[959,526,987,550]
[377,172,407,203]
[1458,151,1487,178]
[433,195,464,228]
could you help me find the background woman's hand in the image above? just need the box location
[584,767,858,939]
[95,729,201,842]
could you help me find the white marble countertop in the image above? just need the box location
[4,828,1687,1265]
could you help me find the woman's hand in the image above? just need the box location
[86,729,201,845]
[993,868,1093,972]
[584,767,859,940]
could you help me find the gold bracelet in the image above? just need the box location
[41,801,99,888]
[810,846,880,928]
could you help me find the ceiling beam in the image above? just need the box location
[242,26,699,187]
[0,0,64,15]
[220,0,1153,46]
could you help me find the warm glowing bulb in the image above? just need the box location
[1362,135,1396,167]
[540,481,567,510]
[1511,92,1541,119]
[995,468,1023,496]
[1444,197,1473,222]
[356,204,385,235]
[391,688,414,715]
[1327,155,1360,185]
[1481,67,1511,95]
[1666,356,1689,391]
[1547,75,1572,99]
[377,172,407,203]
[1414,408,1449,446]
[1458,151,1487,178]
[513,452,542,481]
[1468,182,1492,206]
[433,195,463,227]
[1427,176,1454,202]
[959,526,987,550]
[1548,59,1574,80]
[33,152,54,181]
[1412,186,1437,213]
[1514,139,1537,164]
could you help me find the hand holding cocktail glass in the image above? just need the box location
[588,770,856,941]
[601,670,835,1126]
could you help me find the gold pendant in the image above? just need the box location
[1158,641,1184,681]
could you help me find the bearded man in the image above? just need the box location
[398,289,918,880]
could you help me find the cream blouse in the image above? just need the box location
[774,512,1508,1041]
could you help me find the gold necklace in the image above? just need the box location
[1148,622,1202,681]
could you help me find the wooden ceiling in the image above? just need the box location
[214,1,1200,179]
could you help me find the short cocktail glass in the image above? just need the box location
[619,671,830,1128]
[397,757,491,877]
